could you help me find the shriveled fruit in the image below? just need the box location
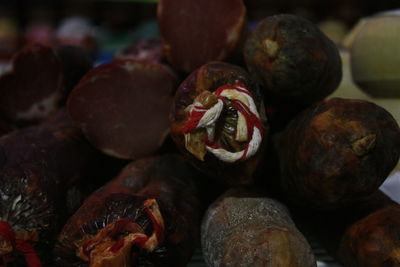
[244,14,342,104]
[170,61,267,185]
[55,154,201,267]
[339,204,400,267]
[202,188,316,267]
[278,98,400,209]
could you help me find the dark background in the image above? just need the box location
[0,0,398,29]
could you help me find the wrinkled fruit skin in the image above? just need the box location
[244,14,342,104]
[339,205,400,267]
[278,98,400,209]
[170,61,267,185]
[201,188,316,267]
[55,154,201,267]
[0,112,101,265]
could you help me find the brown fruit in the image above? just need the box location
[278,98,400,209]
[339,204,400,267]
[201,188,316,267]
[244,14,342,104]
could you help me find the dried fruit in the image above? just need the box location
[202,188,316,267]
[170,61,267,185]
[278,98,400,209]
[55,154,201,267]
[68,60,178,159]
[339,204,400,267]
[244,14,342,104]
[0,112,106,266]
[158,0,246,73]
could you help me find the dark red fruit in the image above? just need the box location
[158,0,246,73]
[0,44,64,125]
[68,60,178,159]
[170,61,267,185]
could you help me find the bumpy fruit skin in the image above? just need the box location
[0,111,103,266]
[55,154,201,267]
[339,205,400,267]
[170,61,267,185]
[244,14,342,104]
[278,98,400,209]
[201,188,316,267]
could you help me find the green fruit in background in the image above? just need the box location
[350,11,400,97]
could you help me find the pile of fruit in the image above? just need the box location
[0,1,398,267]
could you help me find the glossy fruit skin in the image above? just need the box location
[278,98,400,209]
[170,61,268,186]
[244,14,342,104]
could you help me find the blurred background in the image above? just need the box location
[0,0,398,64]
